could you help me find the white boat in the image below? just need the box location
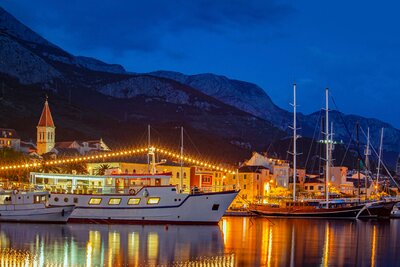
[48,185,238,224]
[0,190,74,223]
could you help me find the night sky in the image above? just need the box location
[2,1,400,128]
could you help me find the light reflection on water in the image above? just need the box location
[0,217,399,266]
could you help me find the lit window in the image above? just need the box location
[147,197,160,205]
[128,198,141,205]
[89,198,102,205]
[108,198,121,205]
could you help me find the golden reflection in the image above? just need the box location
[86,241,93,267]
[147,232,159,265]
[128,232,140,266]
[371,225,377,267]
[267,226,272,267]
[108,231,121,267]
[222,218,227,245]
[0,248,33,267]
[322,222,330,267]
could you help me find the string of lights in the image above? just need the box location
[0,147,236,174]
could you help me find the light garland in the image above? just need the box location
[0,146,236,174]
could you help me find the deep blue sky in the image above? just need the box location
[3,0,400,128]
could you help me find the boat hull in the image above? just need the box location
[249,204,365,219]
[0,205,74,223]
[359,201,398,219]
[50,189,238,224]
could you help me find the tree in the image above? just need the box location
[59,162,88,175]
[95,164,111,175]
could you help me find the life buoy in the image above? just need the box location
[129,188,136,195]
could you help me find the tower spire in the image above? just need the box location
[37,97,56,154]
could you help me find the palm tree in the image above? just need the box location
[95,164,111,175]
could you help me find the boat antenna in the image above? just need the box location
[325,87,329,206]
[376,128,384,194]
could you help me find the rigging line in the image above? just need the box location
[266,125,282,154]
[305,109,322,170]
[359,127,400,190]
[330,94,366,167]
[340,125,355,166]
[183,128,203,158]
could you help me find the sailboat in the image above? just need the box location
[249,86,367,219]
[356,127,399,219]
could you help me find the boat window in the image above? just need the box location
[89,198,102,205]
[147,197,160,205]
[73,197,78,204]
[128,198,141,205]
[108,198,121,205]
[64,198,68,203]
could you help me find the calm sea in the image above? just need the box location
[0,217,398,266]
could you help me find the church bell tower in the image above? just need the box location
[37,98,55,155]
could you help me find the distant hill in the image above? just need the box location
[0,6,399,168]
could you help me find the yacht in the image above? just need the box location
[0,190,74,223]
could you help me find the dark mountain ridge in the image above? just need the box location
[0,6,398,169]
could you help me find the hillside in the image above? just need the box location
[0,6,399,168]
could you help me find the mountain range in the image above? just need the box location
[0,6,399,169]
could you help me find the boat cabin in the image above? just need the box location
[0,190,49,206]
[30,172,172,194]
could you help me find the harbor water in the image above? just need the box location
[0,217,399,266]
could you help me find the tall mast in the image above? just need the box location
[376,128,384,194]
[357,123,361,201]
[180,126,184,192]
[147,125,151,173]
[292,83,297,202]
[365,127,370,198]
[325,88,329,205]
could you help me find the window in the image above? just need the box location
[244,184,247,189]
[318,186,324,191]
[89,198,102,205]
[244,174,247,180]
[233,175,236,180]
[310,186,314,190]
[176,172,180,178]
[128,198,141,205]
[257,175,259,180]
[305,186,308,190]
[147,197,160,205]
[184,172,187,179]
[108,198,121,205]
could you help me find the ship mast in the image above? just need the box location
[292,83,297,202]
[147,125,151,173]
[376,128,384,194]
[325,88,329,205]
[365,127,370,198]
[180,126,184,193]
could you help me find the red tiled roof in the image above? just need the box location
[37,100,55,127]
